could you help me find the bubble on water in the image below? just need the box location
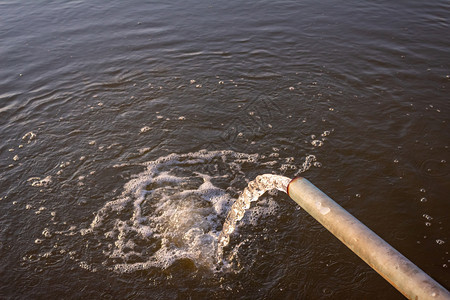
[288,87,294,91]
[436,239,445,245]
[140,126,151,133]
[41,251,52,258]
[423,214,433,221]
[22,131,36,143]
[420,197,427,203]
[420,188,426,193]
[35,206,47,215]
[280,164,296,172]
[311,140,323,147]
[322,287,333,296]
[294,155,316,176]
[59,161,70,168]
[321,130,330,137]
[13,155,19,161]
[42,228,52,238]
[30,176,52,187]
[79,261,97,272]
[285,157,294,163]
[247,199,280,227]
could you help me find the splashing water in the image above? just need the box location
[217,174,291,259]
[217,154,317,260]
[29,149,319,273]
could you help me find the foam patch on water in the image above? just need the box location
[37,149,320,273]
[76,150,272,272]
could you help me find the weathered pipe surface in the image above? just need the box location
[287,177,450,300]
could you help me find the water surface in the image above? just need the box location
[1,0,449,298]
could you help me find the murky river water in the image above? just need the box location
[1,0,449,298]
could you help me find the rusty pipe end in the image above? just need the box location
[286,176,304,196]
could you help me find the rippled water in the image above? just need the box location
[1,0,449,298]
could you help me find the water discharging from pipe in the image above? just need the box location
[217,155,317,260]
[217,174,291,258]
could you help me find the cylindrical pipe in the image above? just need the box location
[287,177,450,300]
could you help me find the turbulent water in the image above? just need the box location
[1,0,449,298]
[217,174,291,259]
[28,151,316,275]
[75,150,312,273]
[217,155,318,258]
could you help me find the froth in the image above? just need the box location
[66,149,319,273]
[79,150,270,272]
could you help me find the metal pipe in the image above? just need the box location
[287,177,450,300]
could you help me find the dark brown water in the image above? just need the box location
[1,0,449,298]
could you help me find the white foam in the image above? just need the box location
[78,150,260,272]
[22,131,36,143]
[63,149,321,273]
[311,140,323,147]
[31,176,52,187]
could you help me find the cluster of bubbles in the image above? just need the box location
[6,131,36,167]
[44,149,320,273]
